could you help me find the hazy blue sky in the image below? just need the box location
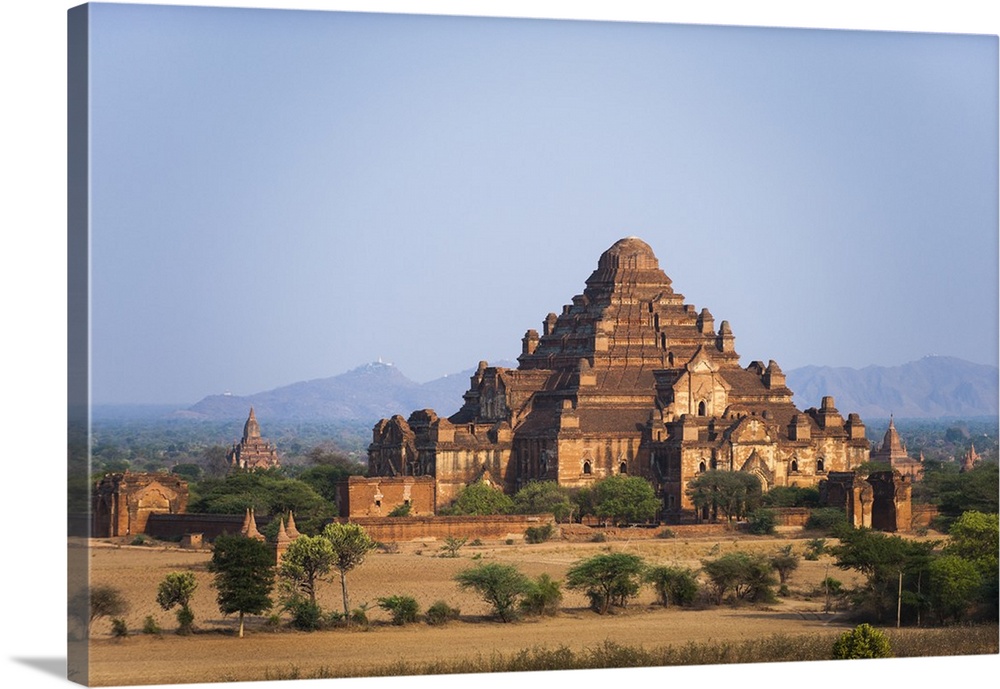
[86,3,998,404]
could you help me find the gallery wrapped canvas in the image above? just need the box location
[60,2,998,688]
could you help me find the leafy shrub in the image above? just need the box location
[655,528,676,539]
[111,618,129,638]
[455,563,531,622]
[590,532,607,543]
[131,534,148,546]
[350,604,370,627]
[819,576,843,595]
[832,623,892,659]
[524,523,555,544]
[505,538,515,545]
[377,595,420,625]
[746,509,777,535]
[520,574,563,616]
[701,551,776,605]
[804,538,827,560]
[425,600,460,626]
[141,616,161,636]
[283,596,324,631]
[643,565,699,607]
[175,606,195,635]
[805,508,848,533]
[387,503,411,517]
[440,536,468,558]
[469,538,484,546]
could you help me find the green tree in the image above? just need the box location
[189,469,334,534]
[928,555,982,624]
[156,571,198,635]
[565,552,646,614]
[746,509,777,535]
[944,511,999,573]
[298,460,363,504]
[760,485,821,508]
[512,481,575,522]
[322,522,377,620]
[171,463,203,482]
[207,535,276,638]
[805,508,849,534]
[945,510,999,619]
[686,471,762,523]
[828,528,936,623]
[278,534,335,605]
[643,565,699,607]
[921,462,998,527]
[701,551,776,604]
[203,444,230,479]
[454,563,530,622]
[520,573,563,616]
[591,475,660,526]
[769,545,800,584]
[570,486,596,521]
[447,481,515,515]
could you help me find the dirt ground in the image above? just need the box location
[81,530,867,686]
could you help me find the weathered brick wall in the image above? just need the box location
[337,514,555,542]
[911,504,939,530]
[772,507,811,526]
[337,476,436,518]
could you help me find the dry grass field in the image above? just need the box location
[81,529,889,686]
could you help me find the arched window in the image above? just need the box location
[583,461,592,475]
[790,460,799,473]
[698,401,707,416]
[699,461,706,473]
[816,459,825,473]
[619,461,627,474]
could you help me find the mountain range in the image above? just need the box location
[175,355,997,424]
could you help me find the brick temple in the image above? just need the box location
[227,407,280,470]
[368,237,871,521]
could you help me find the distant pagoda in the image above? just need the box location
[869,416,923,480]
[227,407,280,471]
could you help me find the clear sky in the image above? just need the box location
[83,3,998,405]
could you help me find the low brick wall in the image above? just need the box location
[911,504,939,530]
[144,513,272,541]
[772,507,812,527]
[337,514,555,542]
